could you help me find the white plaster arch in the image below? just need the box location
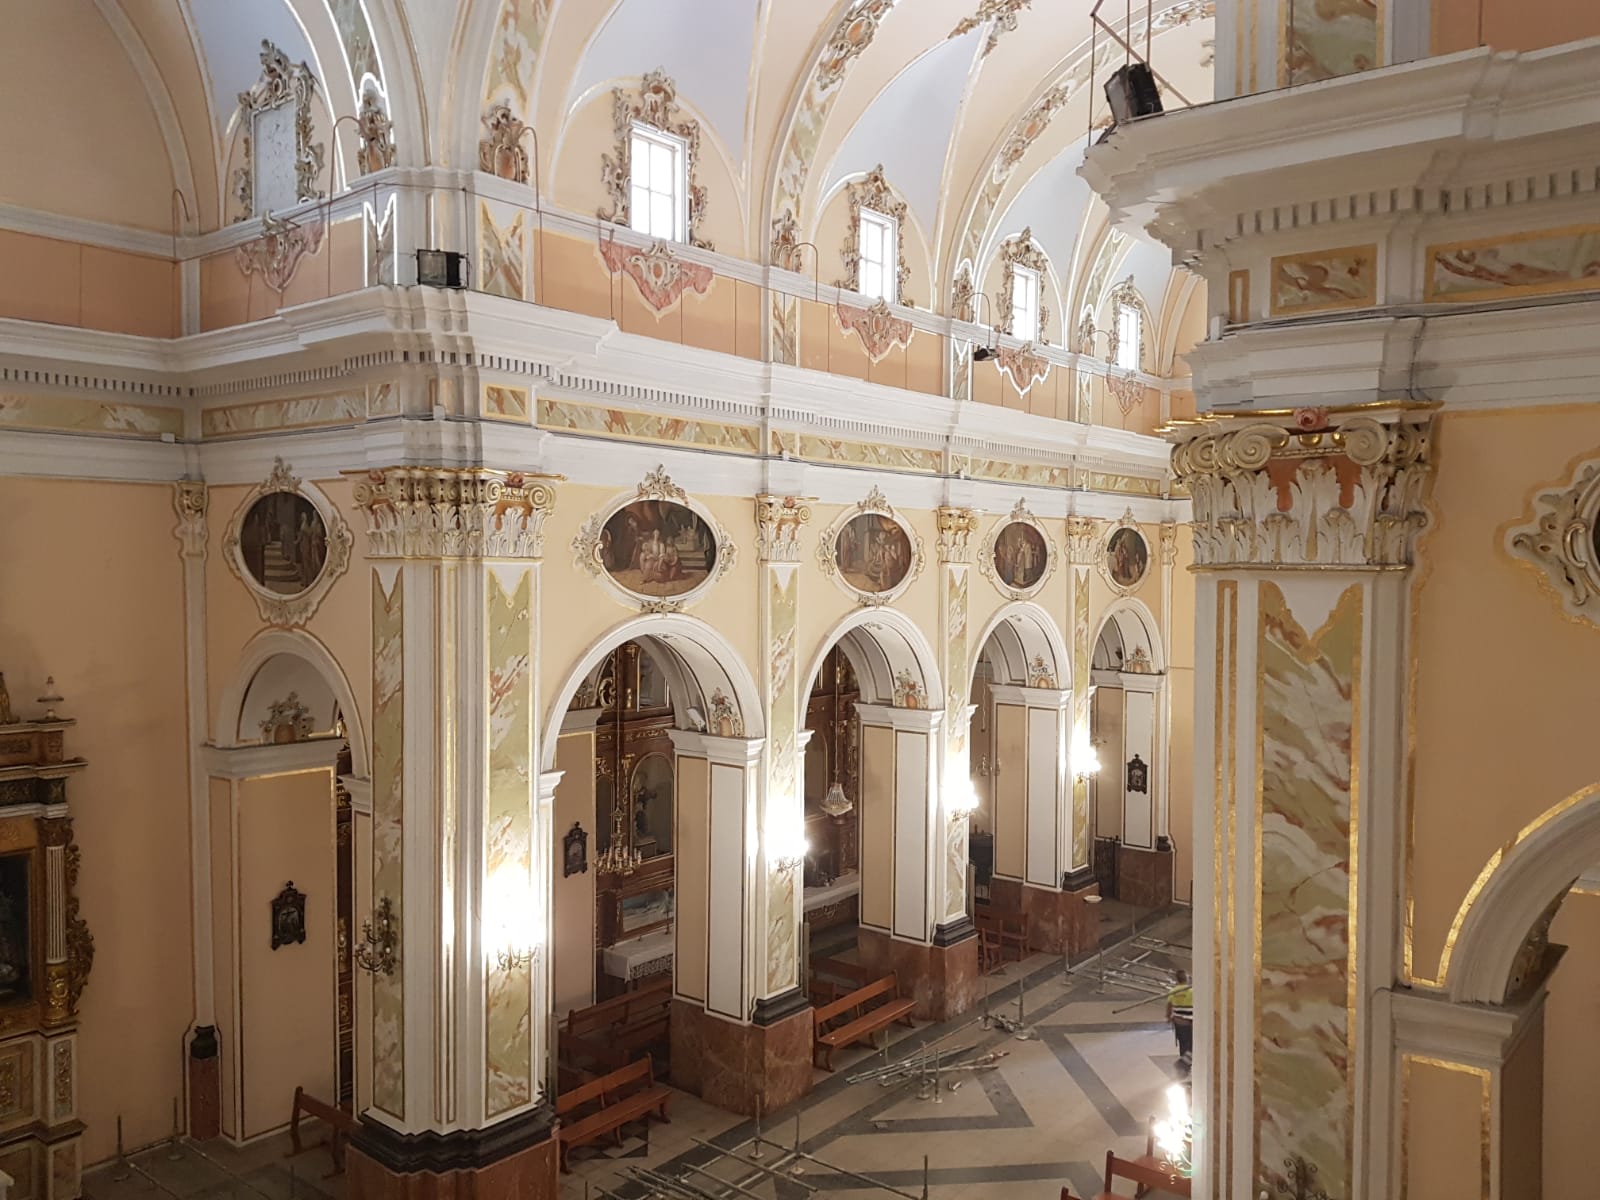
[1092,596,1165,674]
[970,601,1071,691]
[213,627,369,778]
[444,0,505,169]
[1444,782,1600,1004]
[540,613,765,772]
[801,607,945,713]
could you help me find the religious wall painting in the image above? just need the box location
[224,458,353,627]
[573,468,736,611]
[1103,520,1151,593]
[835,514,912,595]
[1425,225,1600,303]
[1269,244,1377,316]
[629,752,674,860]
[563,822,588,877]
[980,502,1056,601]
[1281,0,1380,87]
[619,886,674,937]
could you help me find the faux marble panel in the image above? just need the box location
[201,392,364,437]
[371,570,405,1118]
[966,458,1073,488]
[0,393,182,439]
[1078,470,1164,498]
[1070,571,1092,870]
[1282,0,1379,86]
[1269,244,1378,316]
[943,569,969,920]
[538,398,760,453]
[1426,225,1600,303]
[770,430,943,474]
[856,927,980,1022]
[1255,580,1362,1199]
[483,385,530,423]
[479,202,526,300]
[485,572,534,1116]
[368,382,399,418]
[765,568,799,995]
[669,999,812,1116]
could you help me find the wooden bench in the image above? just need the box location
[811,973,916,1071]
[1077,1150,1191,1198]
[555,1055,671,1173]
[560,975,672,1076]
[975,905,1027,972]
[285,1086,358,1178]
[808,955,876,1006]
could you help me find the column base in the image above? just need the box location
[1116,843,1175,909]
[986,880,1102,962]
[670,999,813,1116]
[187,1026,220,1141]
[347,1109,558,1200]
[856,927,979,1022]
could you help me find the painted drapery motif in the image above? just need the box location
[1426,226,1600,303]
[371,570,405,1117]
[1255,580,1361,1199]
[485,572,534,1116]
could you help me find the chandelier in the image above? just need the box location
[821,780,853,817]
[595,798,640,876]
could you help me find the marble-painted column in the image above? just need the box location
[1156,520,1177,852]
[1174,407,1433,1200]
[936,505,981,941]
[348,468,560,1200]
[1064,516,1101,890]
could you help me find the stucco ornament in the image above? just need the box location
[949,0,1034,56]
[1506,455,1600,628]
[235,214,324,294]
[224,459,352,626]
[356,89,396,175]
[600,69,711,250]
[233,40,323,221]
[836,165,912,306]
[834,299,913,362]
[479,101,530,181]
[995,226,1051,342]
[599,238,712,313]
[351,466,556,559]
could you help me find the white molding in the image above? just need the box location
[0,201,175,258]
[853,703,944,734]
[341,774,373,814]
[1386,985,1547,1068]
[202,737,345,779]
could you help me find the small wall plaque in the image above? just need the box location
[1126,754,1149,795]
[271,882,306,949]
[563,822,589,878]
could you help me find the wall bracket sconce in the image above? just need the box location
[494,946,539,972]
[353,896,398,976]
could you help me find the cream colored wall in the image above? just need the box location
[0,479,190,1163]
[1403,1055,1487,1200]
[674,755,710,1003]
[0,0,176,230]
[859,725,896,931]
[1409,408,1600,985]
[993,704,1027,878]
[236,770,337,1139]
[552,731,597,1017]
[208,779,235,1140]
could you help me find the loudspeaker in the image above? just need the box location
[416,249,468,289]
[1104,62,1163,125]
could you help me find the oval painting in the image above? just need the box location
[239,492,328,595]
[599,499,717,598]
[1107,527,1150,589]
[993,522,1048,592]
[835,513,912,595]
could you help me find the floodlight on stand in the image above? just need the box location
[416,248,468,288]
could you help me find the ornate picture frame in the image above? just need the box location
[233,40,324,221]
[562,822,589,878]
[1505,456,1600,628]
[223,458,353,627]
[1099,511,1151,595]
[817,487,925,606]
[571,466,737,613]
[977,500,1057,600]
[271,881,306,950]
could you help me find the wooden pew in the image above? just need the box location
[1084,1150,1191,1198]
[560,975,673,1077]
[808,955,876,1005]
[555,1055,672,1173]
[811,973,916,1071]
[285,1086,358,1177]
[975,905,1027,971]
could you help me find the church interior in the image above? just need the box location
[0,0,1597,1196]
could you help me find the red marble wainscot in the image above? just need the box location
[855,928,980,1022]
[669,998,814,1116]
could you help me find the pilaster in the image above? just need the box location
[936,505,980,938]
[1064,515,1101,888]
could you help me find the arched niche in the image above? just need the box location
[1089,598,1167,857]
[214,628,369,779]
[971,601,1071,691]
[801,608,945,715]
[1091,597,1165,679]
[237,653,341,744]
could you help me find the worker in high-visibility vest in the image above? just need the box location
[1166,969,1194,1071]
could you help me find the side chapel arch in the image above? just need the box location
[970,601,1071,691]
[214,627,370,778]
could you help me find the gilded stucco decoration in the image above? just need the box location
[1027,654,1057,689]
[235,214,324,294]
[355,89,396,175]
[755,495,813,563]
[951,263,976,323]
[599,238,713,314]
[224,459,353,626]
[892,669,927,709]
[770,209,803,271]
[1075,310,1096,355]
[1066,515,1103,565]
[935,506,980,564]
[817,487,925,606]
[571,466,736,612]
[1159,521,1179,566]
[352,466,556,559]
[1170,408,1435,568]
[600,69,712,250]
[1505,454,1600,628]
[834,299,914,362]
[233,40,324,221]
[836,165,913,305]
[949,0,1033,56]
[479,101,530,182]
[1108,372,1145,416]
[978,500,1057,600]
[1503,888,1569,1004]
[994,227,1051,341]
[1104,276,1151,371]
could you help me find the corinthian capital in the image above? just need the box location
[351,467,558,560]
[172,481,209,558]
[755,494,812,563]
[935,506,979,563]
[1170,405,1435,569]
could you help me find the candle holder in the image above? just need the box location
[36,678,63,721]
[353,896,398,976]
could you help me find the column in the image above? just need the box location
[935,505,981,942]
[1156,519,1177,853]
[1176,406,1432,1200]
[852,704,978,1020]
[665,732,809,1115]
[347,467,559,1200]
[1062,517,1104,955]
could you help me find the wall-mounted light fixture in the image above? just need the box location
[1071,726,1102,781]
[486,869,541,973]
[354,896,398,976]
[768,826,809,874]
[948,778,981,822]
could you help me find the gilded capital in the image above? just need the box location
[1169,405,1435,569]
[935,506,979,563]
[351,467,558,560]
[1159,521,1178,566]
[755,494,812,563]
[173,480,209,559]
[1065,515,1102,565]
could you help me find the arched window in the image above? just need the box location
[629,124,687,242]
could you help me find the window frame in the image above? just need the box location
[1115,301,1142,372]
[1010,264,1042,341]
[628,122,689,243]
[856,207,899,305]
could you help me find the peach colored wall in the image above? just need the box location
[0,231,177,337]
[0,0,176,231]
[1404,1057,1487,1200]
[552,730,597,1017]
[1432,0,1600,54]
[209,779,235,1140]
[1168,283,1208,378]
[0,479,190,1163]
[199,218,366,333]
[1410,408,1600,983]
[1093,690,1125,838]
[236,770,337,1138]
[1543,894,1600,1195]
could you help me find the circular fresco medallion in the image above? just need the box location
[238,492,329,595]
[834,513,913,595]
[992,521,1048,592]
[599,499,718,599]
[1106,526,1150,590]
